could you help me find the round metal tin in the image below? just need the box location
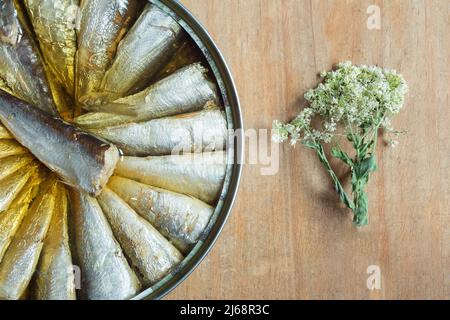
[132,0,243,300]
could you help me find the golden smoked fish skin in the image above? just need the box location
[33,184,76,300]
[0,180,57,300]
[152,40,204,83]
[0,90,120,196]
[76,0,144,103]
[108,176,214,253]
[0,124,12,139]
[85,63,219,121]
[99,3,185,99]
[73,112,134,129]
[69,190,141,300]
[23,0,78,120]
[0,0,57,116]
[0,163,37,213]
[23,0,78,97]
[90,109,228,156]
[115,151,227,205]
[0,154,33,181]
[0,169,43,263]
[0,140,28,160]
[98,187,183,286]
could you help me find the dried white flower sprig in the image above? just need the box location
[273,61,408,226]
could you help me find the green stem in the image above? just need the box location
[351,140,378,227]
[351,173,370,226]
[315,144,355,211]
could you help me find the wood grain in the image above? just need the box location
[167,0,450,300]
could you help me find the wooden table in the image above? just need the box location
[167,0,450,300]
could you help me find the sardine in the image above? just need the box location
[0,0,57,116]
[84,64,219,122]
[98,187,183,286]
[97,3,185,101]
[0,163,37,212]
[0,124,11,139]
[75,0,144,105]
[115,151,227,205]
[0,90,120,196]
[0,154,34,181]
[152,40,205,82]
[0,140,28,160]
[73,112,134,130]
[90,109,228,156]
[0,179,57,300]
[0,168,43,263]
[33,183,76,300]
[23,0,78,97]
[23,0,78,119]
[69,190,141,300]
[108,176,214,253]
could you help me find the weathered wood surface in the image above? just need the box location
[167,0,450,299]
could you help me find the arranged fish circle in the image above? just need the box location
[0,0,241,300]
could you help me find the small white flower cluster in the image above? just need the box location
[273,61,408,146]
